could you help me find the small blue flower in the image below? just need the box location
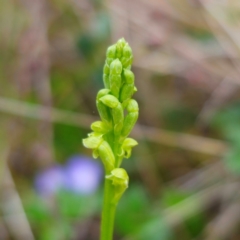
[34,155,103,196]
[64,155,103,194]
[35,165,65,197]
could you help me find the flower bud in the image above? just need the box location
[110,59,122,75]
[123,44,132,58]
[120,85,134,104]
[126,99,139,113]
[121,44,133,68]
[112,104,124,136]
[106,45,116,65]
[97,89,110,99]
[109,74,121,98]
[97,141,115,173]
[106,45,116,58]
[121,100,139,139]
[103,64,110,88]
[109,59,122,98]
[116,38,126,59]
[96,89,112,124]
[123,69,134,84]
[120,69,135,103]
[118,38,127,48]
[100,94,119,108]
[121,112,138,139]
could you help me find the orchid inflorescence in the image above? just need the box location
[83,38,138,205]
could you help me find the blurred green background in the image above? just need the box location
[1,0,240,239]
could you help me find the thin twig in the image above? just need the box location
[200,1,240,55]
[0,138,35,240]
[123,182,239,240]
[1,167,35,240]
[0,97,228,156]
[205,202,240,240]
[196,78,238,126]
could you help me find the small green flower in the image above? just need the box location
[83,135,115,173]
[106,168,129,203]
[119,138,138,159]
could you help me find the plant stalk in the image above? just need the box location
[100,178,117,240]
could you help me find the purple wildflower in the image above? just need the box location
[35,165,65,197]
[64,155,103,194]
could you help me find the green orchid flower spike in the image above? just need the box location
[83,38,138,240]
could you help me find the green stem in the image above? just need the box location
[100,178,117,240]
